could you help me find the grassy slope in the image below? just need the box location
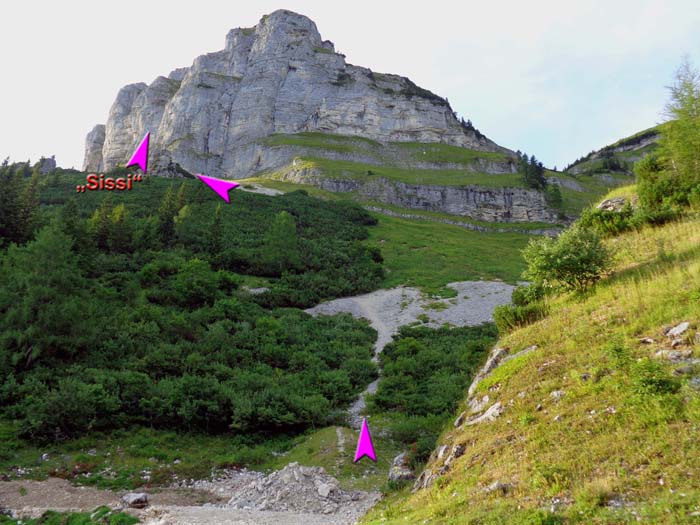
[364,210,700,523]
[272,157,526,188]
[240,177,533,292]
[555,171,635,216]
[366,213,529,292]
[263,132,506,164]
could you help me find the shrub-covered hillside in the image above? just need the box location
[0,170,383,442]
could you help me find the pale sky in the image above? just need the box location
[2,0,698,170]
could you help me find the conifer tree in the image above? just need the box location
[210,203,223,254]
[157,186,179,245]
[0,166,24,245]
[89,195,114,250]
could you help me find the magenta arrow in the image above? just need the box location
[196,173,240,203]
[126,132,150,173]
[353,418,377,463]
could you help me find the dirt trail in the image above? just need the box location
[336,427,346,455]
[140,506,351,524]
[1,466,376,525]
[306,280,515,428]
[0,478,223,519]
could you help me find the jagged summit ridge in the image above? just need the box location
[84,10,504,178]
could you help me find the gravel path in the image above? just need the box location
[0,478,223,519]
[237,184,284,196]
[306,280,515,428]
[336,427,345,455]
[1,464,377,525]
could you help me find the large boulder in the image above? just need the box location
[121,492,148,509]
[596,197,627,212]
[388,452,415,482]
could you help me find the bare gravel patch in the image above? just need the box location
[305,280,515,427]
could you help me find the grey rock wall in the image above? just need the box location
[83,10,505,177]
[83,124,105,173]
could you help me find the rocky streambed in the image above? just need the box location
[305,280,516,428]
[0,463,379,525]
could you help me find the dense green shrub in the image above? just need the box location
[493,284,548,334]
[544,184,563,209]
[578,203,635,237]
[0,162,39,247]
[493,301,548,334]
[578,199,680,238]
[523,226,611,292]
[630,358,681,397]
[635,153,687,211]
[511,283,545,306]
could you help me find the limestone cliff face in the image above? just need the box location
[83,124,105,173]
[83,10,505,177]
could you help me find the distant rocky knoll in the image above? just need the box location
[565,126,660,177]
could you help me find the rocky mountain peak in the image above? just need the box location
[84,11,506,178]
[251,10,325,54]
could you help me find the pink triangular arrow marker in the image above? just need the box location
[196,173,240,203]
[126,132,150,173]
[353,418,377,463]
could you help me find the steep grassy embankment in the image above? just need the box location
[364,198,700,523]
[365,213,530,292]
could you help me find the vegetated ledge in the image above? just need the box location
[362,206,563,236]
[263,162,561,224]
[257,133,516,174]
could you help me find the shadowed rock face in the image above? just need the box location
[83,124,105,173]
[83,9,505,177]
